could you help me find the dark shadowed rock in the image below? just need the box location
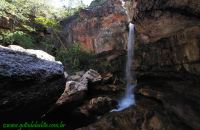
[72,96,117,124]
[125,0,200,130]
[0,45,65,121]
[77,96,190,130]
[77,96,117,116]
[88,84,123,97]
[136,77,200,130]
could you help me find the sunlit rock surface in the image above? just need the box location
[60,0,128,54]
[0,45,63,80]
[8,45,57,62]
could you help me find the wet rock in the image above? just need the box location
[76,96,117,118]
[77,97,190,130]
[136,78,200,130]
[0,45,65,121]
[86,97,117,115]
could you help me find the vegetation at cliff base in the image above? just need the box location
[0,0,116,74]
[0,0,91,73]
[0,0,86,48]
[56,43,95,73]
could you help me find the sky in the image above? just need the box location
[50,0,93,8]
[82,0,93,6]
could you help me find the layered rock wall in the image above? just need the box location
[60,0,128,53]
[130,0,200,130]
[129,0,200,76]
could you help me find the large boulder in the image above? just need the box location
[42,69,102,117]
[0,45,65,121]
[57,69,102,106]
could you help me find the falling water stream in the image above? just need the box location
[110,0,136,112]
[112,23,135,111]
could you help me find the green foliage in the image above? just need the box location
[54,1,87,19]
[0,0,93,72]
[55,43,118,74]
[0,0,26,20]
[35,17,60,29]
[99,61,112,68]
[2,31,35,48]
[40,37,55,53]
[55,7,80,19]
[56,43,95,73]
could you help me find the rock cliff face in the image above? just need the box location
[129,0,200,76]
[60,0,128,53]
[77,0,200,130]
[131,0,200,129]
[0,45,65,121]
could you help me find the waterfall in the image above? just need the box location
[112,23,135,112]
[125,23,135,96]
